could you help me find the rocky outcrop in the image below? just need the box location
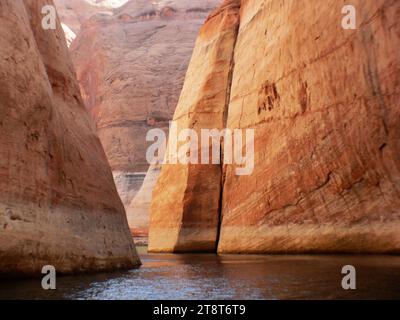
[0,0,140,276]
[149,0,400,253]
[56,0,220,234]
[149,0,241,252]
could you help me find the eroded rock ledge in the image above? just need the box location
[149,0,400,253]
[0,0,140,276]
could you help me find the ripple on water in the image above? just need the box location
[1,252,400,300]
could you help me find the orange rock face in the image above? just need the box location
[149,0,241,252]
[149,0,400,253]
[0,0,140,276]
[56,0,220,221]
[218,0,400,253]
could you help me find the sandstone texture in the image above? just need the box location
[149,0,241,252]
[0,0,140,276]
[149,0,400,253]
[55,1,220,232]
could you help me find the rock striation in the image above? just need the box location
[71,0,220,204]
[149,0,400,253]
[55,0,221,236]
[0,0,140,276]
[149,0,241,252]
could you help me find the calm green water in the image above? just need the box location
[1,248,399,300]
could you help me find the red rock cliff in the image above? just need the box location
[149,0,400,253]
[0,0,140,276]
[149,0,241,252]
[55,1,221,239]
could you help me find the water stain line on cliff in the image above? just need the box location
[215,18,241,253]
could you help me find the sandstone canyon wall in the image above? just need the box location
[55,0,221,239]
[0,0,140,276]
[149,0,241,252]
[149,0,400,253]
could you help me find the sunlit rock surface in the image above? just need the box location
[149,0,241,252]
[149,0,400,253]
[0,0,140,276]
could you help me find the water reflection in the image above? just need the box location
[1,249,399,300]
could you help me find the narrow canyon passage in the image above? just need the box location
[1,0,400,302]
[54,0,222,245]
[55,0,400,255]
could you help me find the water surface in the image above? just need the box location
[1,248,399,299]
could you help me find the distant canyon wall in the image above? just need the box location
[149,0,400,253]
[55,0,221,238]
[0,0,140,276]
